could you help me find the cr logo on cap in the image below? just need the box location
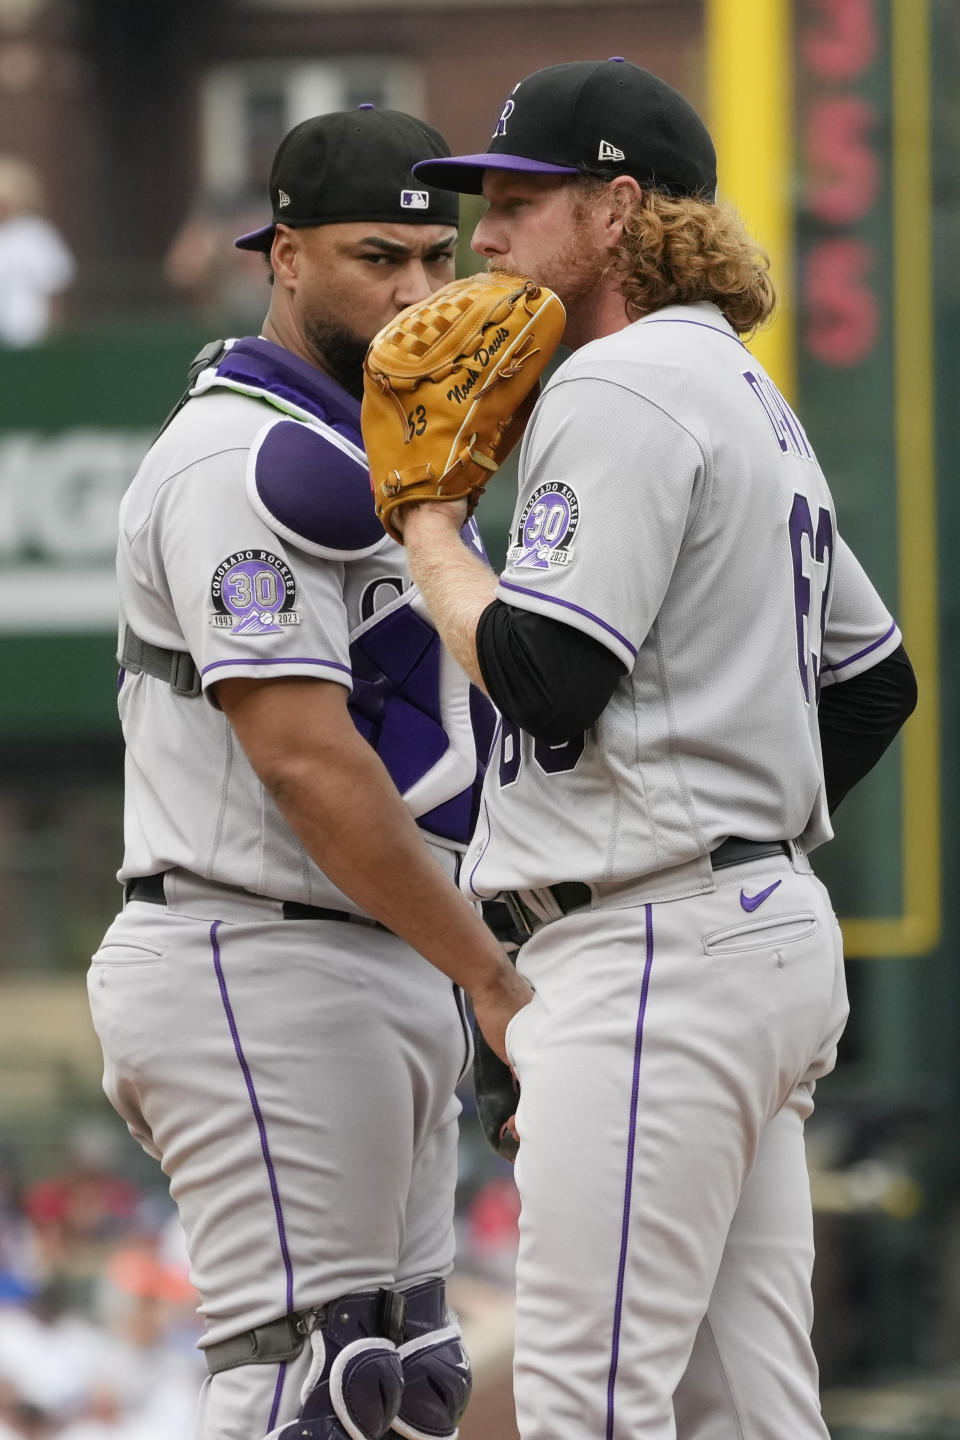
[401,190,430,209]
[493,97,515,139]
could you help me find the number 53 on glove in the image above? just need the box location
[362,271,566,541]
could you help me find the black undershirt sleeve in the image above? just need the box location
[818,643,917,812]
[476,599,625,744]
[477,602,916,813]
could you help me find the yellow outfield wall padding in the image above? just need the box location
[705,0,795,399]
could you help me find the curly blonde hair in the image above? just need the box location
[579,184,776,337]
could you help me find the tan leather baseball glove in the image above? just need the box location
[362,271,566,541]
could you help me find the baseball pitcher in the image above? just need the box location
[362,60,918,1440]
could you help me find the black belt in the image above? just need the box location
[710,836,792,870]
[502,838,793,939]
[124,872,388,929]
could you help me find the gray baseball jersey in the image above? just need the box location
[118,339,493,912]
[463,301,899,899]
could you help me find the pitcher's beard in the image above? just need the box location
[303,314,370,401]
[485,184,613,316]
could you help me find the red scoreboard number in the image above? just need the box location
[801,0,881,367]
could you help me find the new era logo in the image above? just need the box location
[401,190,429,209]
[277,189,292,209]
[598,139,626,163]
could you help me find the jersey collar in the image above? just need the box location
[636,301,746,347]
[212,336,363,441]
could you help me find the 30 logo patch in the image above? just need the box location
[209,550,301,634]
[507,483,580,570]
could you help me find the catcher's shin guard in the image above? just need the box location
[390,1278,472,1440]
[268,1288,404,1440]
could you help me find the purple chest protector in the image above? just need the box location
[348,582,497,847]
[210,338,497,848]
[348,521,496,848]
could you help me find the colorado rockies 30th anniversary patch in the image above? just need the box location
[209,549,302,635]
[507,482,580,570]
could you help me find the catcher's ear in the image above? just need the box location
[270,225,299,290]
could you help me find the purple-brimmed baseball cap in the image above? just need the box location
[234,107,460,252]
[412,58,717,199]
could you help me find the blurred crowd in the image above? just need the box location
[0,1103,521,1440]
[0,153,272,350]
[0,157,74,350]
[0,1122,204,1439]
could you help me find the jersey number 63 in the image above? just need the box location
[789,493,835,703]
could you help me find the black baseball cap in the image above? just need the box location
[234,106,460,252]
[412,58,717,200]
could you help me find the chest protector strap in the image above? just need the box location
[119,626,201,698]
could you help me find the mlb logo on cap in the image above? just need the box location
[233,110,459,251]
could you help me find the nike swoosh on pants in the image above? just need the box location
[739,879,783,912]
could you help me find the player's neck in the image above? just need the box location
[261,311,321,372]
[563,286,637,350]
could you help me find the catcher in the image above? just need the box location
[88,107,536,1440]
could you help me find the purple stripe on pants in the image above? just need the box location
[267,1364,287,1434]
[209,921,295,1432]
[606,904,654,1440]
